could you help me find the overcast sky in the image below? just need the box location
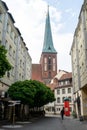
[3,0,83,72]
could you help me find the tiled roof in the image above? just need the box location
[59,72,72,80]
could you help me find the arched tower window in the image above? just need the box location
[48,56,51,70]
[53,58,56,71]
[44,57,47,71]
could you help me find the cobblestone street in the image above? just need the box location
[0,115,87,130]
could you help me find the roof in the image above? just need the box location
[42,6,57,53]
[8,12,15,23]
[1,1,8,11]
[48,83,57,90]
[59,72,72,81]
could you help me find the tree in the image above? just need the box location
[8,80,36,120]
[8,80,55,120]
[0,45,12,78]
[31,80,55,107]
[8,80,36,106]
[8,80,55,107]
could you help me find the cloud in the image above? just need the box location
[53,33,73,72]
[65,8,76,18]
[4,0,72,71]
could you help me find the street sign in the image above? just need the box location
[8,104,15,106]
[8,100,21,103]
[8,100,21,106]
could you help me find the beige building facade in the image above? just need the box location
[70,0,87,119]
[54,71,73,115]
[0,1,32,95]
[45,70,74,115]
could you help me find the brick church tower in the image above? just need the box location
[40,6,57,84]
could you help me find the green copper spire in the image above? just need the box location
[42,6,57,53]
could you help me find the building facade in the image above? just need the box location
[45,70,73,115]
[0,1,32,95]
[70,0,87,119]
[54,72,73,115]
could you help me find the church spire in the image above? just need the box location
[42,6,57,53]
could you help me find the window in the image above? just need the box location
[11,67,14,76]
[19,73,21,80]
[68,88,71,93]
[57,89,60,94]
[44,57,47,71]
[13,50,15,59]
[14,36,17,45]
[0,13,2,22]
[65,80,68,85]
[57,108,60,111]
[7,71,10,78]
[53,58,56,71]
[7,23,10,33]
[57,97,60,103]
[60,82,63,85]
[62,97,65,103]
[9,45,12,56]
[20,60,22,67]
[62,88,65,94]
[48,56,51,70]
[10,31,14,40]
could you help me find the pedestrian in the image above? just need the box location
[60,107,64,120]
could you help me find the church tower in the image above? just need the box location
[40,6,57,84]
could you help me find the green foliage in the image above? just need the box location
[31,80,55,107]
[0,45,12,78]
[8,80,36,106]
[8,80,55,107]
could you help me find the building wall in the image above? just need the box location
[0,1,32,93]
[44,71,73,115]
[54,84,73,115]
[40,53,57,84]
[70,0,87,118]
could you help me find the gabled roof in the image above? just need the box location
[59,72,72,81]
[42,6,57,53]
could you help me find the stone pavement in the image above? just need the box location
[61,116,87,130]
[0,115,87,130]
[46,114,87,130]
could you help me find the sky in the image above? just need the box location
[3,0,83,72]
